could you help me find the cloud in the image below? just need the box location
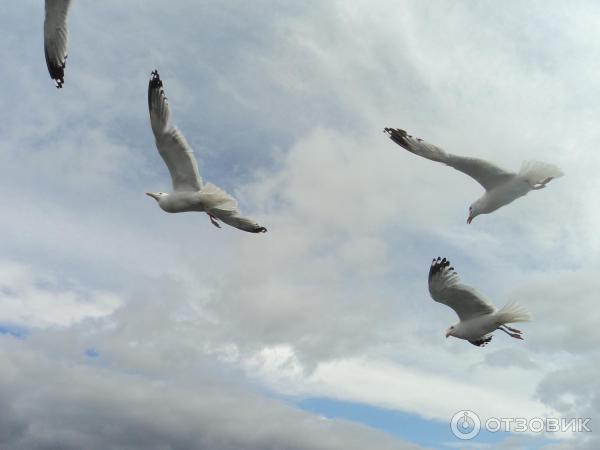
[1,1,599,449]
[244,354,554,421]
[0,339,423,450]
[0,261,120,328]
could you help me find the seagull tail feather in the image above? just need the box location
[518,160,564,186]
[496,301,531,325]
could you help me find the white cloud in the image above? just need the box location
[0,261,120,328]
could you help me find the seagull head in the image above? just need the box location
[467,205,480,224]
[145,192,167,201]
[445,325,455,338]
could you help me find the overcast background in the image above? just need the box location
[0,1,597,449]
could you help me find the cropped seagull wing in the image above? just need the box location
[428,257,496,322]
[44,0,73,88]
[148,71,203,192]
[385,128,514,191]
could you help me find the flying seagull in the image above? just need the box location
[146,70,267,233]
[44,0,73,88]
[428,257,530,347]
[384,128,563,223]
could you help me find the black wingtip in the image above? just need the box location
[149,69,162,88]
[148,70,165,109]
[250,226,268,234]
[383,127,410,147]
[469,335,493,347]
[428,256,452,282]
[45,48,66,88]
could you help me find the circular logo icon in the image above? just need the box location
[451,410,481,440]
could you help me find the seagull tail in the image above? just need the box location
[496,301,531,325]
[518,160,564,186]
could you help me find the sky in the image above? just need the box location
[0,0,598,449]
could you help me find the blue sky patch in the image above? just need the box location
[297,397,557,450]
[85,347,100,358]
[0,324,28,339]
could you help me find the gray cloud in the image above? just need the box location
[0,339,423,450]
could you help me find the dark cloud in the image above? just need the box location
[0,339,422,450]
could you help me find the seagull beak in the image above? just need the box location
[445,331,451,338]
[145,192,157,200]
[467,215,473,224]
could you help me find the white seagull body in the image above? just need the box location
[428,257,530,347]
[146,70,267,234]
[44,0,73,88]
[384,128,563,223]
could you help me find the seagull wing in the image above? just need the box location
[385,128,514,191]
[44,0,73,88]
[211,209,268,234]
[200,183,267,234]
[428,257,496,322]
[148,71,203,192]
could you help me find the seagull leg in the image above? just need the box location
[532,177,553,190]
[208,214,221,228]
[499,325,524,340]
[502,325,523,334]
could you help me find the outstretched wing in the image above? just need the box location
[148,71,203,192]
[428,257,496,322]
[44,0,73,88]
[201,184,267,234]
[212,211,268,233]
[384,128,515,191]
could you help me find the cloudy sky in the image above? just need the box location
[0,1,598,449]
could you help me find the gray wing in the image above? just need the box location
[384,128,515,191]
[428,257,496,322]
[200,184,267,233]
[44,0,73,88]
[212,210,268,233]
[148,71,203,192]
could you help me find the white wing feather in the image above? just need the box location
[148,71,203,192]
[385,128,515,191]
[44,0,73,88]
[428,257,496,321]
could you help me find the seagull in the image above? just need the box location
[44,0,73,88]
[384,128,563,223]
[428,257,530,347]
[146,70,267,234]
